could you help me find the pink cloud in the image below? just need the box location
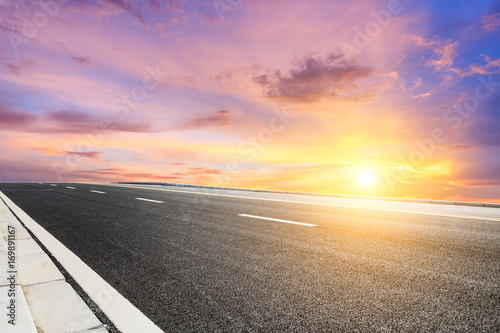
[76,168,181,181]
[411,36,458,71]
[483,13,500,32]
[0,104,36,126]
[177,110,235,130]
[254,53,375,103]
[71,56,92,65]
[43,109,155,133]
[62,151,103,159]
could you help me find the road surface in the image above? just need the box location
[0,182,499,332]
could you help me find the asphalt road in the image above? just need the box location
[1,182,499,332]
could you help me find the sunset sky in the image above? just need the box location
[1,0,500,202]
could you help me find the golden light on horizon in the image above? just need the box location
[359,171,374,187]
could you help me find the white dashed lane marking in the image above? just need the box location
[135,198,164,203]
[238,214,317,227]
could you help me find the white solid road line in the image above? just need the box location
[238,214,317,227]
[66,186,76,189]
[0,191,164,333]
[90,190,106,194]
[136,197,164,203]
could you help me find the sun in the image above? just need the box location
[359,171,374,186]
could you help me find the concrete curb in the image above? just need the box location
[0,205,38,333]
[114,182,500,209]
[0,192,109,333]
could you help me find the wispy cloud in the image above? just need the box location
[76,168,182,181]
[62,151,103,159]
[72,56,92,65]
[411,36,458,71]
[42,110,156,133]
[483,13,500,32]
[0,104,37,126]
[178,110,235,130]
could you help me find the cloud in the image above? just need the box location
[0,104,37,126]
[254,53,375,103]
[483,0,500,32]
[47,110,94,123]
[72,56,92,65]
[77,168,181,181]
[212,64,269,92]
[453,158,500,188]
[1,108,157,134]
[178,110,235,130]
[411,36,458,71]
[65,0,214,28]
[409,36,500,78]
[66,0,150,23]
[412,92,431,99]
[5,64,20,74]
[62,151,102,159]
[483,13,500,31]
[0,160,57,182]
[44,109,155,133]
[458,93,500,149]
[436,144,481,152]
[464,56,500,76]
[186,167,222,175]
[169,166,222,178]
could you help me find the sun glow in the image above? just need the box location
[359,171,374,186]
